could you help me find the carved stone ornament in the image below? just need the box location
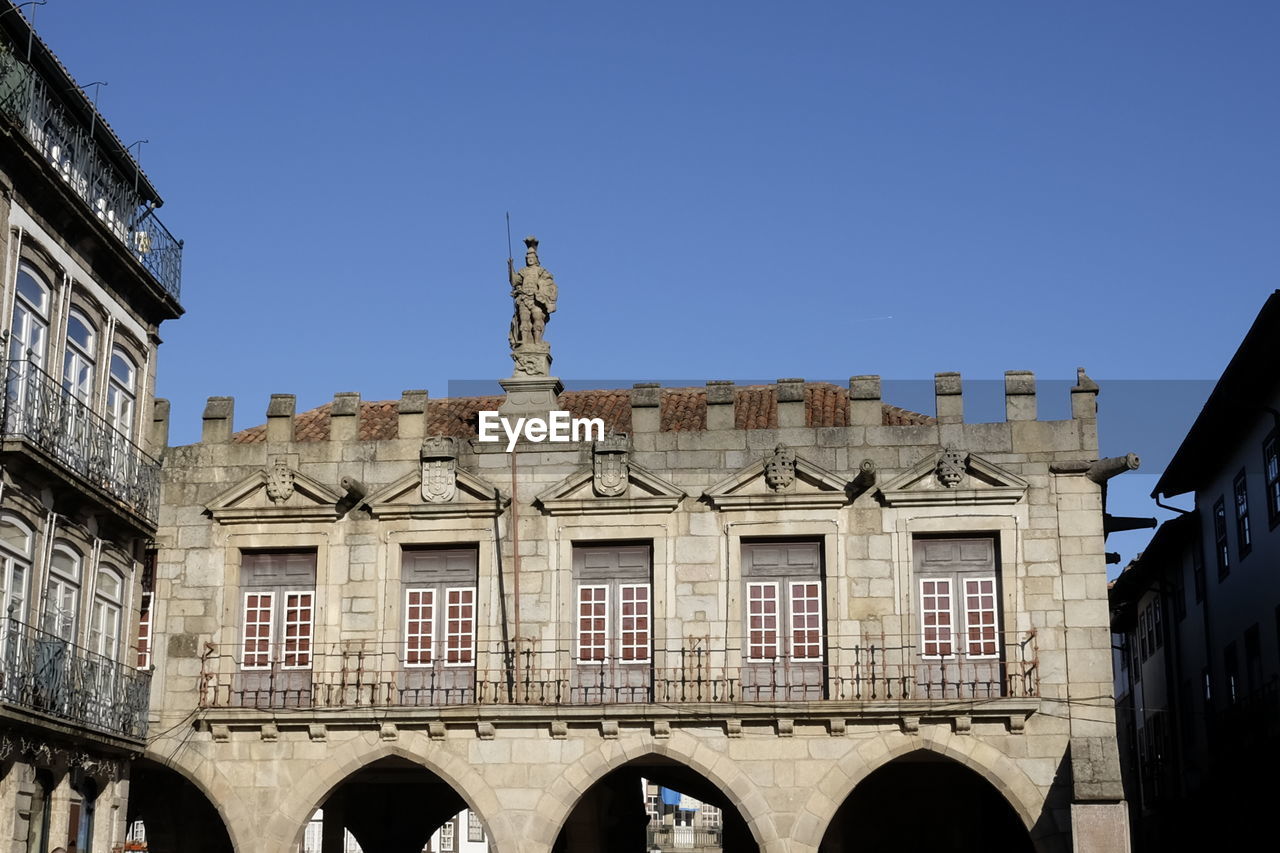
[764,444,797,492]
[937,447,968,488]
[265,457,294,504]
[592,434,630,498]
[420,435,459,503]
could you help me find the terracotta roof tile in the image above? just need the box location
[662,389,707,431]
[734,386,776,429]
[229,383,934,443]
[561,389,632,434]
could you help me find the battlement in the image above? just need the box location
[158,369,1101,453]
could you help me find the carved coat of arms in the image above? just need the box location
[420,436,458,503]
[265,458,294,504]
[593,434,630,497]
[764,444,797,492]
[937,447,967,488]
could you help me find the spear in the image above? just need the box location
[506,212,514,283]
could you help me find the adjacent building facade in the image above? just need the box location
[1111,290,1280,851]
[138,238,1133,852]
[0,2,184,851]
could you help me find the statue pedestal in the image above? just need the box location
[499,374,564,419]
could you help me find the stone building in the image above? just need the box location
[138,237,1132,852]
[1110,290,1280,851]
[0,2,184,851]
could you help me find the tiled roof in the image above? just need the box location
[230,383,933,443]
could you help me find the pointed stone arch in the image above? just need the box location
[529,730,784,853]
[131,753,246,853]
[796,732,1048,851]
[266,739,511,853]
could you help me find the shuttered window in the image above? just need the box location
[402,547,477,668]
[742,542,824,663]
[240,550,316,670]
[572,544,651,664]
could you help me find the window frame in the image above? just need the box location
[240,590,275,670]
[400,545,479,671]
[914,537,1002,662]
[961,576,1000,658]
[741,540,825,665]
[238,549,319,672]
[106,345,138,440]
[44,542,83,642]
[0,513,33,624]
[88,565,124,661]
[571,542,653,666]
[745,580,781,662]
[1213,496,1229,580]
[62,307,98,406]
[403,587,436,668]
[10,262,51,369]
[136,590,153,670]
[1233,469,1251,560]
[1265,432,1280,529]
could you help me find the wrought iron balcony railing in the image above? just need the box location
[196,631,1039,710]
[1,615,151,740]
[0,36,182,300]
[0,359,160,523]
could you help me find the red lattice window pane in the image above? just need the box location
[136,591,152,670]
[747,583,779,661]
[282,591,313,668]
[964,578,999,657]
[921,579,953,657]
[789,581,823,661]
[445,587,476,665]
[619,584,651,662]
[405,588,434,666]
[242,592,274,669]
[578,585,608,661]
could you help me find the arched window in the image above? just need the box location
[63,308,97,405]
[0,513,32,624]
[106,347,137,440]
[89,566,123,661]
[44,543,82,642]
[10,264,51,370]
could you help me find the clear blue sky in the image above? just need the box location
[29,1,1280,565]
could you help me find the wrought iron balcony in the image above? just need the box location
[0,359,160,524]
[0,35,182,301]
[1,616,151,741]
[196,631,1039,710]
[647,825,724,852]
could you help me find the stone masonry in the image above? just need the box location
[144,370,1130,852]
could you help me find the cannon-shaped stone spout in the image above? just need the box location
[1087,453,1140,484]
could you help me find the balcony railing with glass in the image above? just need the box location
[1,615,151,740]
[0,36,182,301]
[0,359,160,523]
[196,631,1040,710]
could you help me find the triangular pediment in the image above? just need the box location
[206,466,345,524]
[534,462,685,516]
[365,467,507,519]
[703,453,850,511]
[878,449,1029,507]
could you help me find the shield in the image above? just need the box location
[593,450,628,497]
[421,458,457,503]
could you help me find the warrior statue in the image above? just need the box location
[508,235,558,349]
